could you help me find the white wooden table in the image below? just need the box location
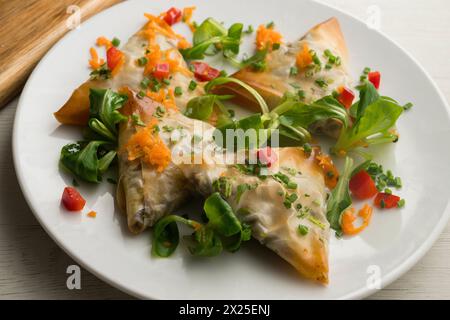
[0,0,449,299]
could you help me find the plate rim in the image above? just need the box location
[12,0,450,300]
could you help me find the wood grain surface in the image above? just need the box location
[0,0,449,299]
[0,0,123,109]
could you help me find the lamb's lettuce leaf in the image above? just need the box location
[60,141,116,183]
[326,157,354,234]
[333,97,403,154]
[88,88,128,140]
[181,18,243,60]
[152,193,251,258]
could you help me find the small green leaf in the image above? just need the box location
[204,193,241,237]
[326,157,353,232]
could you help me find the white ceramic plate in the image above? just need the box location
[13,0,450,299]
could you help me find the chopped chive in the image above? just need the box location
[315,79,328,88]
[397,199,406,208]
[174,86,183,96]
[384,188,392,194]
[137,57,148,66]
[287,181,298,190]
[272,43,281,50]
[303,143,312,154]
[311,52,322,66]
[290,66,298,76]
[140,77,151,89]
[266,21,275,28]
[287,193,298,203]
[111,37,121,47]
[298,225,309,236]
[188,80,197,91]
[307,215,325,230]
[394,177,402,188]
[162,78,171,86]
[297,90,305,100]
[163,125,174,133]
[137,90,146,99]
[403,102,413,111]
[131,114,146,127]
[244,25,254,34]
[219,70,228,77]
[283,200,292,209]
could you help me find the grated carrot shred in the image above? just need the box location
[96,36,112,49]
[146,89,178,111]
[143,12,191,52]
[143,44,162,75]
[182,6,197,32]
[144,13,184,40]
[341,204,373,236]
[296,44,313,69]
[88,47,104,69]
[125,118,171,172]
[87,211,97,218]
[256,24,283,50]
[177,38,192,50]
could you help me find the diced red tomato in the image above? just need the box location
[191,62,221,82]
[61,187,86,212]
[368,71,381,89]
[256,147,278,168]
[349,170,378,200]
[153,62,170,79]
[337,86,355,109]
[106,46,123,70]
[163,7,182,26]
[374,192,400,209]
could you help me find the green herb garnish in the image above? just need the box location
[189,80,198,91]
[298,225,309,236]
[111,37,121,47]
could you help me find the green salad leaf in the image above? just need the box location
[59,88,128,183]
[184,94,233,123]
[241,48,268,71]
[349,81,380,118]
[152,215,200,257]
[334,81,404,154]
[326,157,354,233]
[88,88,128,140]
[152,193,251,258]
[60,141,116,183]
[193,18,227,55]
[205,77,270,114]
[334,97,403,154]
[203,193,241,237]
[181,18,243,60]
[187,226,223,257]
[273,96,349,145]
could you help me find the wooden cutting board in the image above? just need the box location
[0,0,123,109]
